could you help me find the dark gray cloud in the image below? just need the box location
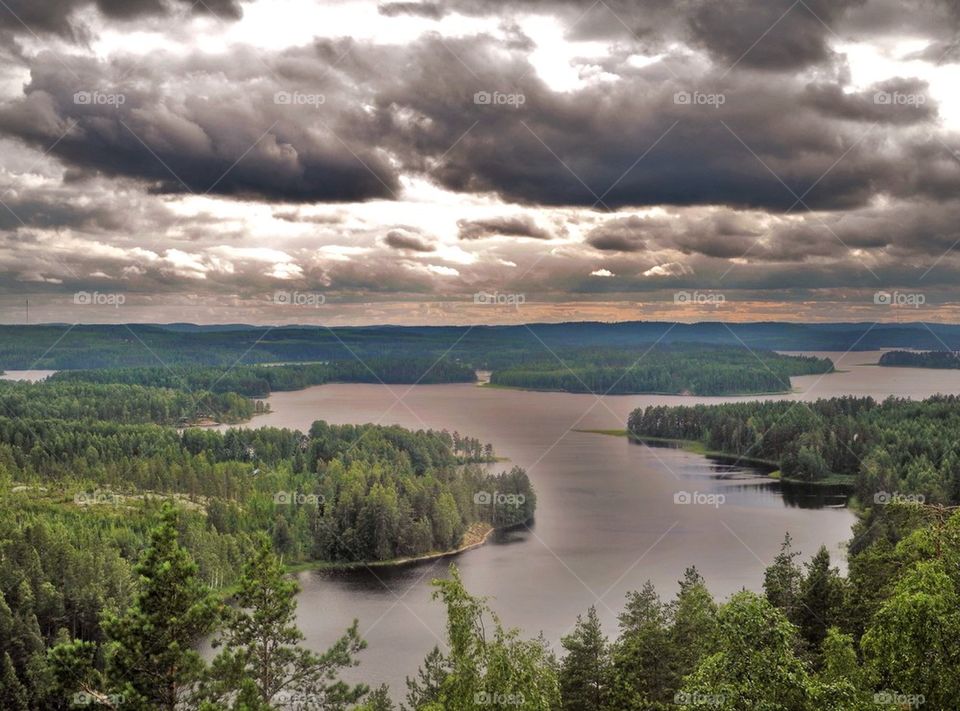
[458,215,553,240]
[586,215,661,252]
[0,0,242,39]
[384,229,435,251]
[686,0,865,71]
[377,2,446,19]
[0,50,399,202]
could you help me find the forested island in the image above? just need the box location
[489,346,832,395]
[49,358,477,398]
[878,349,960,368]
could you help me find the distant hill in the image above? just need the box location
[2,321,960,369]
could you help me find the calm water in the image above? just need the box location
[216,350,960,694]
[0,369,56,382]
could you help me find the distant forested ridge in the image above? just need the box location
[628,395,960,503]
[879,350,960,368]
[491,346,833,395]
[4,320,960,370]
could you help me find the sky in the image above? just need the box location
[0,0,959,325]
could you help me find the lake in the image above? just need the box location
[214,349,960,694]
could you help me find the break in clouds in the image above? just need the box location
[1,0,960,323]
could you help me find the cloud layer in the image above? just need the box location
[0,0,959,323]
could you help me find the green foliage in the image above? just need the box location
[679,591,812,711]
[99,504,222,710]
[628,394,960,501]
[490,346,832,396]
[559,606,611,710]
[204,536,368,710]
[411,565,561,710]
[51,358,475,397]
[878,350,960,368]
[861,559,960,709]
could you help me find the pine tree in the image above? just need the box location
[0,652,28,711]
[608,581,673,707]
[559,606,611,710]
[669,567,718,684]
[101,504,221,710]
[405,646,449,709]
[206,535,368,710]
[796,546,843,653]
[357,684,395,710]
[764,533,803,623]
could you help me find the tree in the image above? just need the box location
[861,560,960,709]
[809,629,871,711]
[796,546,843,655]
[405,646,449,709]
[763,533,802,623]
[669,567,719,682]
[559,606,611,710]
[206,535,368,710]
[415,565,560,710]
[608,581,673,708]
[0,652,28,711]
[357,684,394,711]
[679,591,812,711]
[101,504,222,710]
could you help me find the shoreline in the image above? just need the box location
[576,430,855,488]
[482,382,797,397]
[283,521,503,575]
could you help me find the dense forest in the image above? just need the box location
[0,363,537,709]
[2,480,954,708]
[49,358,476,398]
[628,395,960,507]
[490,347,833,396]
[878,349,960,368]
[0,379,262,425]
[45,346,832,399]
